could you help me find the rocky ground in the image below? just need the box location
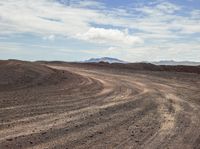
[0,60,200,149]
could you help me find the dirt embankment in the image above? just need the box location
[43,61,200,74]
[0,60,75,91]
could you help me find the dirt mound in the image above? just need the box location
[98,62,200,74]
[0,60,70,91]
[159,65,200,74]
[56,62,200,74]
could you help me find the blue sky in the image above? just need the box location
[0,0,199,62]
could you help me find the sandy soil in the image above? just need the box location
[0,61,200,149]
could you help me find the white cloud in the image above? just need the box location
[0,0,94,36]
[71,0,105,9]
[135,2,180,16]
[77,27,143,46]
[0,0,199,40]
[190,10,200,19]
[0,0,199,61]
[156,2,181,14]
[43,35,55,41]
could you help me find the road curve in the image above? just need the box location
[0,64,200,149]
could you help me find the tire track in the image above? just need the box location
[0,64,200,149]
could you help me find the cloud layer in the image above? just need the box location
[77,28,143,46]
[0,0,199,61]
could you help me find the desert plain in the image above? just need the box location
[0,60,200,149]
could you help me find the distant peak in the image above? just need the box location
[84,57,127,63]
[152,60,200,66]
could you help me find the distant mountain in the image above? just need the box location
[84,58,200,66]
[152,60,200,66]
[85,57,127,63]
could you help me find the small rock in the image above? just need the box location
[6,138,13,141]
[41,132,47,135]
[135,140,139,143]
[65,128,69,131]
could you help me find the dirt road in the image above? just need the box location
[0,62,200,149]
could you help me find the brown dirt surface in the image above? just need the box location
[0,60,200,149]
[0,60,75,91]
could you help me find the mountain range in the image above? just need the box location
[84,57,200,66]
[84,57,127,63]
[151,60,200,66]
